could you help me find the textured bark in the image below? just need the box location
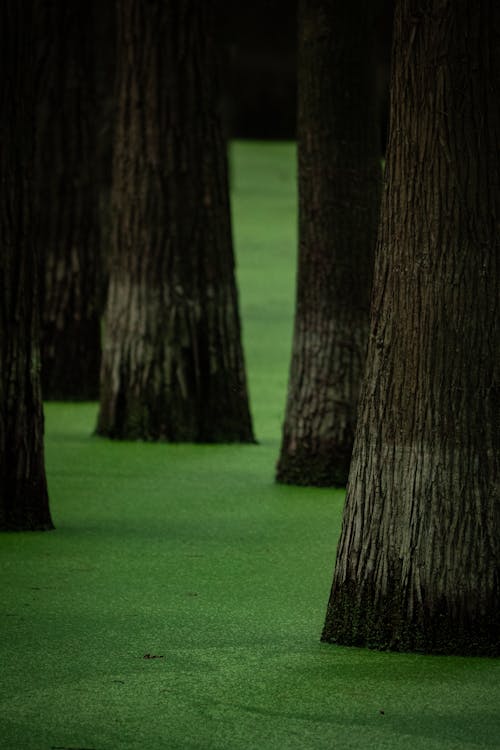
[96,0,254,442]
[94,0,116,300]
[322,0,500,655]
[36,1,102,400]
[276,0,381,486]
[0,1,53,531]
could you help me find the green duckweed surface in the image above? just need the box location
[1,142,499,750]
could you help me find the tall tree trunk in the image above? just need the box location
[96,0,254,442]
[276,0,381,486]
[322,0,500,655]
[0,1,53,531]
[94,0,116,307]
[36,1,102,401]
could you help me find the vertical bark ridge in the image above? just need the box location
[323,0,500,655]
[276,0,382,486]
[36,1,102,400]
[0,0,53,531]
[97,0,254,442]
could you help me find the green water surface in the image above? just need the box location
[1,142,498,750]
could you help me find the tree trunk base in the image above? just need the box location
[95,405,256,444]
[276,447,350,487]
[0,521,54,532]
[321,580,500,657]
[95,428,256,444]
[0,497,54,532]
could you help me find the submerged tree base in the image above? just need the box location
[96,395,256,444]
[0,488,54,532]
[1,521,54,532]
[321,580,500,657]
[96,425,256,444]
[276,445,350,487]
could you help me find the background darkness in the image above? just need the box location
[94,0,394,153]
[216,0,394,148]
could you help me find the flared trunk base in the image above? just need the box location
[276,446,350,487]
[322,580,500,657]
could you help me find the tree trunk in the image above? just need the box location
[0,1,53,531]
[276,0,381,486]
[322,0,500,655]
[96,0,254,443]
[36,1,102,401]
[94,0,116,312]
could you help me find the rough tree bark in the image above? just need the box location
[96,0,254,442]
[36,1,102,400]
[276,0,381,486]
[0,1,53,531]
[322,0,500,655]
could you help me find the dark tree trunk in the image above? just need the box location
[0,1,53,531]
[36,1,102,401]
[96,0,254,442]
[94,0,116,303]
[276,0,381,486]
[322,0,500,655]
